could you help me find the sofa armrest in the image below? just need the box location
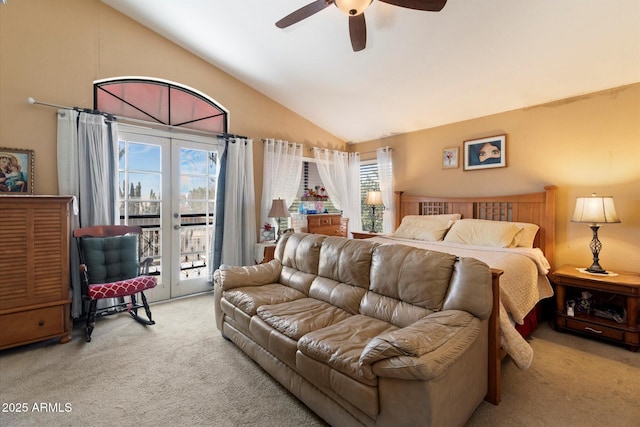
[359,310,482,381]
[214,259,282,290]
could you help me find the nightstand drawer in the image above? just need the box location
[564,317,625,341]
[0,306,65,348]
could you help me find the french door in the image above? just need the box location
[118,126,221,302]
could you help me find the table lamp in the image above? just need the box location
[268,198,290,242]
[365,191,383,233]
[571,193,621,274]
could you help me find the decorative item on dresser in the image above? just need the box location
[0,147,34,194]
[306,213,348,237]
[553,265,639,351]
[0,196,73,349]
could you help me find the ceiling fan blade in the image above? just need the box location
[276,0,333,28]
[378,0,447,12]
[349,14,367,52]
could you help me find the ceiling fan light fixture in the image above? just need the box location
[334,0,372,16]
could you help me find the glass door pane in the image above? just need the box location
[117,131,171,302]
[170,139,219,297]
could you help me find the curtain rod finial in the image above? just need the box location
[28,97,36,104]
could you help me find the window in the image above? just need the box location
[290,161,339,215]
[360,161,382,232]
[94,78,228,134]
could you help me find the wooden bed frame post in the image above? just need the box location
[486,269,503,405]
[394,191,404,230]
[543,185,558,273]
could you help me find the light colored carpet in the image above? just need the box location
[1,292,638,426]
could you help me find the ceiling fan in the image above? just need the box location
[276,0,447,52]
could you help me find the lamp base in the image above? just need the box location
[585,263,608,274]
[586,225,607,274]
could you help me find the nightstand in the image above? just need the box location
[255,242,277,264]
[351,231,385,239]
[552,264,640,351]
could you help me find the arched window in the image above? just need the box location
[94,77,228,134]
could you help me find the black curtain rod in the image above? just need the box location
[29,97,247,140]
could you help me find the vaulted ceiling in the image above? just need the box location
[101,0,640,143]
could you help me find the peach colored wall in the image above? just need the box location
[1,1,637,273]
[350,84,640,272]
[0,0,345,225]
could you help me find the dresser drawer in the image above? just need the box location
[0,306,65,348]
[307,215,339,227]
[564,317,625,341]
[311,226,342,236]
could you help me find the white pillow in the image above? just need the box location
[511,222,540,248]
[443,219,523,248]
[393,214,461,241]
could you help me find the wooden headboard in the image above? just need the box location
[394,186,557,271]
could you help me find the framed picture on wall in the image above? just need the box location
[463,135,506,171]
[0,147,34,194]
[442,147,459,169]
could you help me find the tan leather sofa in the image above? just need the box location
[214,233,495,427]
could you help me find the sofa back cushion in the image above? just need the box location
[276,233,326,275]
[317,237,377,289]
[303,237,377,314]
[364,245,457,326]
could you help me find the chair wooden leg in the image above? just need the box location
[86,300,98,342]
[128,291,155,326]
[141,291,154,323]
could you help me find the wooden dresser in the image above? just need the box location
[306,214,349,237]
[0,196,73,349]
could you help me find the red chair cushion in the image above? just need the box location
[88,276,157,300]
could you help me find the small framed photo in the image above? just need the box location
[463,135,506,171]
[0,147,34,194]
[442,147,459,169]
[260,224,276,242]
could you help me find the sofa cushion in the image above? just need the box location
[359,292,431,328]
[309,276,367,315]
[361,311,481,381]
[257,298,352,341]
[369,245,457,313]
[279,265,318,296]
[223,284,305,317]
[278,233,326,275]
[297,314,398,385]
[318,237,377,289]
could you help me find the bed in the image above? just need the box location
[365,186,557,402]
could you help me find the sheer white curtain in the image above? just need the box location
[260,139,303,227]
[211,138,257,270]
[57,109,119,318]
[313,148,361,236]
[377,147,394,233]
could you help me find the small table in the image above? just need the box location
[255,242,277,264]
[351,231,385,239]
[552,264,640,351]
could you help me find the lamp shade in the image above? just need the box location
[365,191,383,206]
[268,198,290,218]
[571,194,621,225]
